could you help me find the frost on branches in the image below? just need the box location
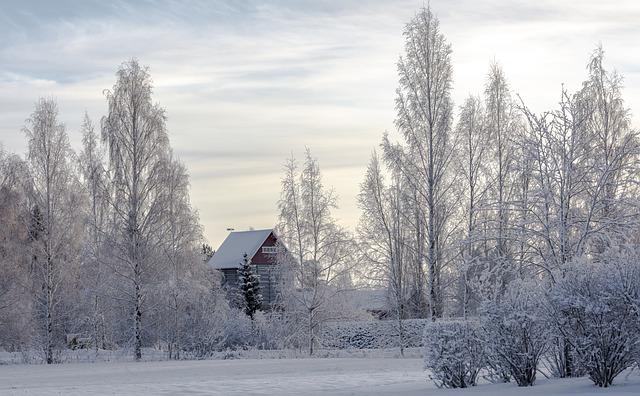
[481,280,549,387]
[277,149,360,355]
[548,246,640,387]
[423,320,484,388]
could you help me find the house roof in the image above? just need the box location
[208,229,274,269]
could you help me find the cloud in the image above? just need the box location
[1,0,639,245]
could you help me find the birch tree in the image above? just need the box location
[383,6,455,319]
[519,90,592,276]
[483,63,519,296]
[516,47,639,377]
[101,59,170,360]
[78,112,110,353]
[357,151,411,354]
[575,46,639,248]
[0,148,32,349]
[155,155,204,359]
[518,48,638,275]
[277,149,356,355]
[24,98,84,363]
[453,95,489,317]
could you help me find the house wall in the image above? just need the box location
[221,268,240,289]
[254,265,278,308]
[220,259,280,308]
[251,232,278,265]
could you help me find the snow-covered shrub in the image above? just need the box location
[251,311,303,350]
[548,248,640,387]
[221,308,254,348]
[481,280,549,387]
[423,320,484,388]
[542,335,583,379]
[179,286,231,358]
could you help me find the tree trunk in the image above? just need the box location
[46,286,53,364]
[563,338,574,377]
[94,295,100,357]
[397,302,405,357]
[134,276,142,361]
[308,310,314,356]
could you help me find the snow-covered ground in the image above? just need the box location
[1,357,639,395]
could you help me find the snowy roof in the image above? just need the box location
[208,229,274,269]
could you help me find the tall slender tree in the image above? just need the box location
[101,59,170,361]
[277,149,356,354]
[0,148,31,349]
[453,95,489,317]
[24,98,83,363]
[383,6,456,319]
[484,63,518,296]
[358,151,411,354]
[156,154,203,359]
[78,112,110,353]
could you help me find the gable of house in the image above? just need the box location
[250,232,279,265]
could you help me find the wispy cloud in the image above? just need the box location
[1,0,639,245]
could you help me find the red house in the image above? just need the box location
[207,229,280,307]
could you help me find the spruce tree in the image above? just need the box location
[237,253,262,319]
[201,243,215,262]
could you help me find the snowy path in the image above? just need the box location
[1,357,639,395]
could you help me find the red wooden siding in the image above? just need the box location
[250,232,278,265]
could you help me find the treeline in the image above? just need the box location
[2,4,640,375]
[0,61,365,363]
[357,6,640,387]
[0,60,230,362]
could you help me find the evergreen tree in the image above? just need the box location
[237,253,262,319]
[202,243,215,262]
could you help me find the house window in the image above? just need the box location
[262,246,277,254]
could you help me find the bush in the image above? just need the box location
[548,248,640,387]
[320,319,429,350]
[481,280,549,387]
[423,320,484,388]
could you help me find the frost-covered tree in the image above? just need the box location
[520,91,595,277]
[485,65,515,258]
[237,253,262,320]
[518,47,639,377]
[453,95,490,317]
[101,59,170,361]
[382,6,456,319]
[0,147,32,350]
[277,149,357,355]
[575,46,639,248]
[482,64,520,297]
[358,151,412,354]
[153,154,205,359]
[77,112,110,353]
[24,98,84,363]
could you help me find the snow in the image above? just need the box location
[1,357,639,395]
[208,229,273,269]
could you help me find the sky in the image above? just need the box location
[1,0,639,247]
